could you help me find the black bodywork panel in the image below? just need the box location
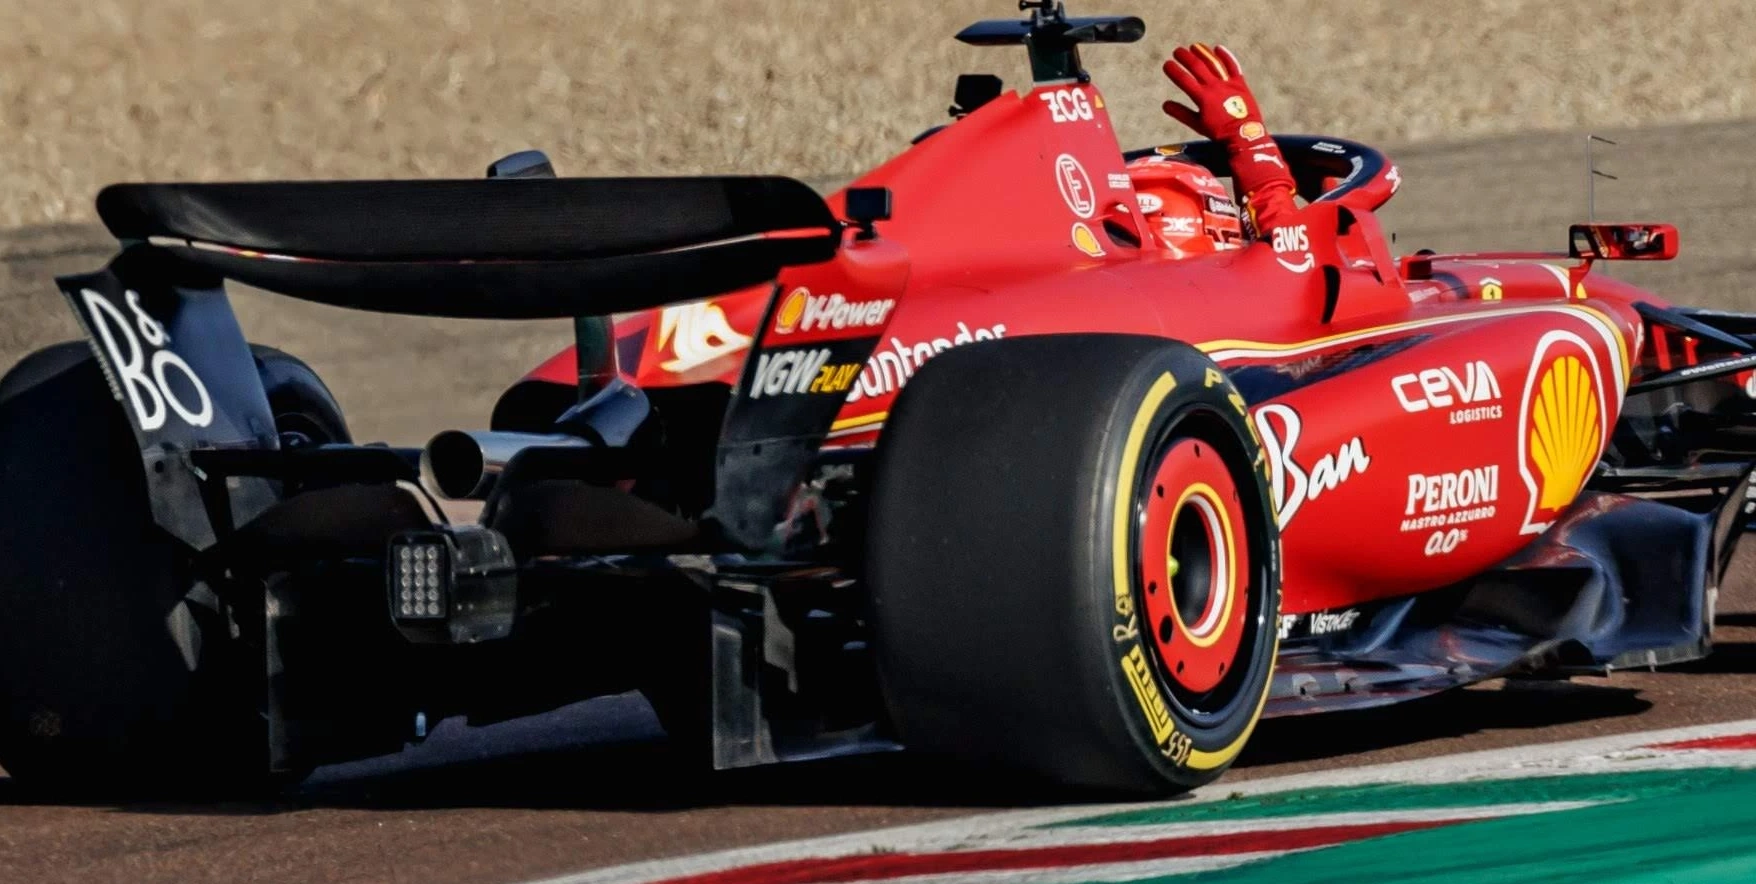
[1267,487,1745,717]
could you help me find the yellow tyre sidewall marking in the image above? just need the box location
[1111,371,1273,772]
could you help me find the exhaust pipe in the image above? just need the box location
[420,430,589,500]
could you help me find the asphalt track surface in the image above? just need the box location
[7,119,1756,883]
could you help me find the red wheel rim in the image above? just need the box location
[1137,437,1251,695]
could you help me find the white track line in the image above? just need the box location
[528,717,1756,884]
[793,853,1280,884]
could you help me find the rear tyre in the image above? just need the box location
[252,345,351,447]
[867,334,1280,794]
[0,345,344,797]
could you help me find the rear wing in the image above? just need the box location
[95,176,841,318]
[61,175,855,549]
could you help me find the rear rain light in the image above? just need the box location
[390,537,450,621]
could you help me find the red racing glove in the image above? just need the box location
[1161,43,1297,236]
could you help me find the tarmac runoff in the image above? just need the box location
[539,720,1756,884]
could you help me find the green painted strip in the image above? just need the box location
[1072,767,1756,884]
[1063,766,1754,827]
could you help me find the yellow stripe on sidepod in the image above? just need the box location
[833,302,1630,459]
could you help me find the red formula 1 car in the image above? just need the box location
[1,3,1751,797]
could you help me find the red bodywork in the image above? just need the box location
[521,82,1668,617]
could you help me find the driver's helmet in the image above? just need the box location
[1126,152,1244,256]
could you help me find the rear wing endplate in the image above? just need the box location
[58,251,280,549]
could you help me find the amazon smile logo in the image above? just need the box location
[1271,223,1313,273]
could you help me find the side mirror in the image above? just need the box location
[1569,223,1678,261]
[845,187,892,240]
[486,150,557,179]
[949,74,1004,118]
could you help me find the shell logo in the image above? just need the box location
[774,288,809,334]
[1071,222,1106,258]
[1517,331,1610,534]
[1529,355,1600,508]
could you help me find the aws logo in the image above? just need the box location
[1517,331,1610,535]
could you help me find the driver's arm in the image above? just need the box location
[1161,43,1298,238]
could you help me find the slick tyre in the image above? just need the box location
[252,345,351,447]
[0,345,343,797]
[867,334,1280,794]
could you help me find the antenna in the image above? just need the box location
[1018,0,1065,23]
[1585,134,1617,222]
[1585,134,1618,278]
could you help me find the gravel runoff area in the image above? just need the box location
[4,0,1756,227]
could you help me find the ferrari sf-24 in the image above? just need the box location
[1,3,1751,796]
